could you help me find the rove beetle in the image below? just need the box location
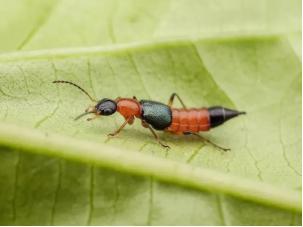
[53,80,246,151]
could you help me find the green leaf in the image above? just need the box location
[0,36,301,225]
[1,0,301,51]
[0,0,301,225]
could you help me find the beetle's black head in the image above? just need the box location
[95,98,117,116]
[74,98,117,121]
[52,80,117,121]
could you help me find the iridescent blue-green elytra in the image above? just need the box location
[140,100,172,130]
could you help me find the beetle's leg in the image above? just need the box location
[115,96,121,102]
[108,116,133,137]
[86,115,99,121]
[168,93,187,108]
[189,132,230,152]
[142,121,170,149]
[127,116,135,124]
[133,96,137,100]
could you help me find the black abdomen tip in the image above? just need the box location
[208,106,246,128]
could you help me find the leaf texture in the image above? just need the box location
[0,0,301,225]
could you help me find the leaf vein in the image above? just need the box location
[186,143,205,163]
[0,87,26,100]
[107,0,117,44]
[146,177,154,225]
[12,152,20,224]
[34,103,59,128]
[128,53,151,99]
[87,166,94,225]
[17,66,30,94]
[17,1,60,50]
[279,110,301,176]
[50,160,62,225]
[216,194,227,226]
[87,59,97,98]
[242,120,263,181]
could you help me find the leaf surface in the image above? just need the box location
[0,36,301,225]
[0,0,301,225]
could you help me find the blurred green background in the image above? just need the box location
[0,0,301,52]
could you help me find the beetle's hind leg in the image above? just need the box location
[168,93,187,109]
[187,132,230,152]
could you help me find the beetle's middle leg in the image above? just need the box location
[142,121,170,149]
[168,93,187,109]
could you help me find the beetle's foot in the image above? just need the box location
[219,146,231,152]
[107,133,118,138]
[191,133,230,152]
[86,115,98,121]
[159,141,170,149]
[203,140,230,152]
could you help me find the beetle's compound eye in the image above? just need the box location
[95,99,117,116]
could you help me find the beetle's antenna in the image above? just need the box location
[53,80,96,102]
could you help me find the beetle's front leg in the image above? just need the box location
[86,115,99,121]
[107,116,134,137]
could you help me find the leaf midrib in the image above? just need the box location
[0,35,284,63]
[0,122,300,213]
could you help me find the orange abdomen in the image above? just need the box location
[166,108,210,134]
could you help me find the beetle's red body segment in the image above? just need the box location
[166,108,210,134]
[116,100,213,134]
[116,98,142,123]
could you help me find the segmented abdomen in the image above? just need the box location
[166,108,210,134]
